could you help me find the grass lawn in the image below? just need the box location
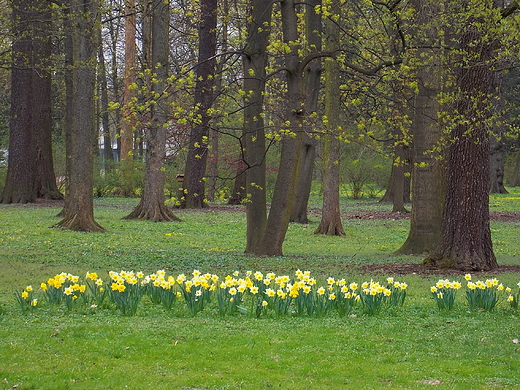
[1,191,519,389]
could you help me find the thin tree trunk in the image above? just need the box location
[183,0,218,208]
[243,0,272,253]
[124,0,180,222]
[290,0,321,224]
[120,0,136,162]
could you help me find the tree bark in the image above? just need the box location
[257,0,304,256]
[2,0,62,203]
[120,0,136,162]
[55,0,104,232]
[243,0,272,253]
[315,0,345,236]
[183,0,218,208]
[124,0,180,222]
[396,0,444,255]
[290,0,321,224]
[425,11,498,271]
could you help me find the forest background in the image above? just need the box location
[1,0,520,271]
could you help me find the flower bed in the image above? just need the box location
[14,270,520,316]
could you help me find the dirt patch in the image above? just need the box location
[339,209,520,223]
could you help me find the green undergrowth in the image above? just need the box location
[1,194,520,389]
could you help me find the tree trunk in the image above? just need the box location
[396,0,444,255]
[489,135,508,194]
[124,0,180,222]
[425,12,498,271]
[2,0,62,204]
[256,0,304,256]
[512,149,520,187]
[55,0,104,232]
[227,166,246,205]
[207,0,229,203]
[120,0,136,162]
[290,0,321,224]
[315,0,345,236]
[32,1,63,201]
[183,0,218,208]
[98,32,114,164]
[243,0,272,253]
[379,158,411,205]
[2,0,35,203]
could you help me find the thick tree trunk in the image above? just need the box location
[2,0,62,203]
[124,0,180,222]
[425,15,498,271]
[55,0,104,232]
[183,0,218,208]
[243,0,272,253]
[396,0,444,255]
[315,0,345,236]
[2,0,35,203]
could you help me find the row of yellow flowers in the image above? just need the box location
[430,274,520,311]
[14,269,408,316]
[13,270,519,316]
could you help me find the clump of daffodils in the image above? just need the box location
[430,279,462,310]
[14,285,38,314]
[465,274,506,312]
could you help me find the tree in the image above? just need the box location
[243,0,272,253]
[2,0,62,203]
[255,0,308,256]
[290,0,321,224]
[124,0,180,222]
[183,0,218,208]
[425,2,507,270]
[396,0,445,255]
[55,0,104,232]
[315,0,345,236]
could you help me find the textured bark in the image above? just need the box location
[120,0,136,162]
[315,0,345,237]
[183,0,218,208]
[243,0,272,253]
[124,0,180,222]
[257,0,304,256]
[425,13,498,271]
[396,0,444,255]
[290,0,321,224]
[55,0,104,232]
[2,0,34,203]
[2,0,62,203]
